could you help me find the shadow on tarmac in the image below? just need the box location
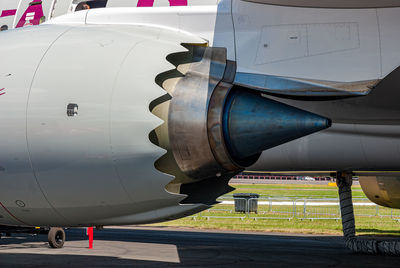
[0,253,160,267]
[356,228,400,235]
[0,227,399,267]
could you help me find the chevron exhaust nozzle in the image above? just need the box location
[154,45,332,196]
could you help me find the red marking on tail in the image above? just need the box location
[16,0,44,28]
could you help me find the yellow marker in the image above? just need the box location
[328,182,337,187]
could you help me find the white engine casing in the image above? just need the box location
[0,23,208,226]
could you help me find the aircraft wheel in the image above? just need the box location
[48,227,65,248]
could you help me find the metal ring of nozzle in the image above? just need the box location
[207,81,245,171]
[168,47,243,181]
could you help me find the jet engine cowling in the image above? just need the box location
[0,24,331,226]
[359,176,400,209]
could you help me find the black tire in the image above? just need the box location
[48,227,65,248]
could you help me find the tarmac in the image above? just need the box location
[0,226,399,267]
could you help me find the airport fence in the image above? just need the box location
[189,197,400,222]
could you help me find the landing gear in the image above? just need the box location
[47,227,65,249]
[336,171,400,254]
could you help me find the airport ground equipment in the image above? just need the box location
[0,225,47,238]
[0,225,66,248]
[337,172,400,254]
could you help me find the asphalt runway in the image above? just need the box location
[0,226,399,267]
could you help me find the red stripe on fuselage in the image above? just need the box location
[137,0,188,7]
[0,9,17,17]
[0,202,28,225]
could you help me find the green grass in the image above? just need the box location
[154,217,400,236]
[228,184,366,199]
[150,184,400,236]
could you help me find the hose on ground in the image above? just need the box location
[337,172,400,254]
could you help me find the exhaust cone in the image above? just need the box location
[223,90,331,164]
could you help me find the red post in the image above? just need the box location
[87,227,94,249]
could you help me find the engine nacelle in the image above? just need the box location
[0,23,330,226]
[0,24,213,226]
[359,176,400,209]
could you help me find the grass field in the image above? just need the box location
[229,183,367,199]
[150,183,400,236]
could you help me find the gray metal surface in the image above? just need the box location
[168,46,239,180]
[207,81,239,171]
[264,66,400,124]
[234,72,378,97]
[250,66,400,173]
[224,90,331,161]
[359,176,400,209]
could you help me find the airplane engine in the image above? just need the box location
[359,176,400,209]
[0,24,330,226]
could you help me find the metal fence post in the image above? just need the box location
[246,198,249,217]
[200,196,393,222]
[269,197,272,213]
[291,199,295,220]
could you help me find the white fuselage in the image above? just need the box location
[3,1,400,82]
